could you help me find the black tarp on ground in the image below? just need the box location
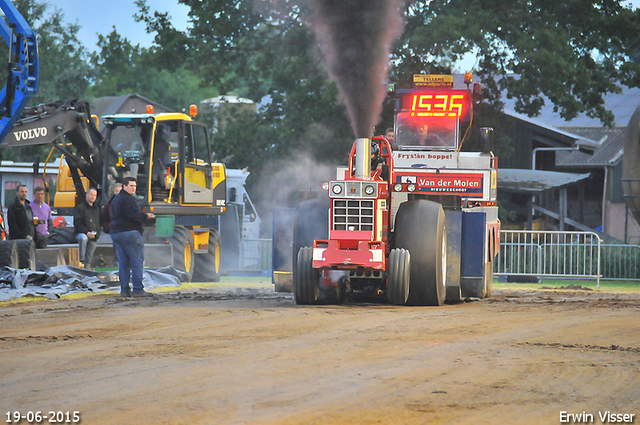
[0,265,187,302]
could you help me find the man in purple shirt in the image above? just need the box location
[31,186,53,248]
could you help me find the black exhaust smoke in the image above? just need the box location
[304,0,406,138]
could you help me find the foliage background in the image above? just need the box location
[2,0,640,227]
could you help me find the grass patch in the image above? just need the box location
[149,276,272,293]
[493,278,640,293]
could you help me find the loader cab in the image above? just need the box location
[182,121,216,204]
[102,111,225,214]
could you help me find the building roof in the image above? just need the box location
[500,78,640,127]
[90,94,172,119]
[201,95,255,105]
[483,73,637,167]
[498,168,591,193]
[555,127,626,168]
[503,110,601,149]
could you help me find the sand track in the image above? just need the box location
[1,286,639,424]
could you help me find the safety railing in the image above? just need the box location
[495,231,601,287]
[599,244,640,281]
[239,238,273,271]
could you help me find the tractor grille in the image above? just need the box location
[333,199,374,231]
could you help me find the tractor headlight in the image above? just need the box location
[331,183,343,195]
[364,184,376,196]
[393,183,403,192]
[321,182,329,191]
[407,183,417,192]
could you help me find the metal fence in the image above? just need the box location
[599,244,640,281]
[495,231,602,287]
[244,234,640,283]
[239,238,273,271]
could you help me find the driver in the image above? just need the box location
[153,125,172,183]
[370,141,389,181]
[418,124,446,147]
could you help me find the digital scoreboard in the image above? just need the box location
[399,91,471,120]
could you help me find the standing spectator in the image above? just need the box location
[101,183,122,266]
[100,183,122,234]
[7,184,35,240]
[110,177,155,297]
[74,188,101,269]
[31,186,53,248]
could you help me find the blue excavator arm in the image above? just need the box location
[0,0,38,143]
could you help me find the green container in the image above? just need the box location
[155,215,175,238]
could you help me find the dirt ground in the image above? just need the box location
[1,281,639,425]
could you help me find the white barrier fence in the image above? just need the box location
[495,231,602,287]
[239,238,273,271]
[599,244,640,281]
[238,233,640,284]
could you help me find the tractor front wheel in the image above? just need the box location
[295,246,319,305]
[387,248,410,305]
[292,197,329,294]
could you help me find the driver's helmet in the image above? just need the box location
[371,141,380,157]
[370,141,383,168]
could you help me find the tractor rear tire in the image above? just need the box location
[15,239,36,270]
[0,240,18,268]
[192,229,222,282]
[295,246,319,305]
[169,226,195,281]
[394,200,447,306]
[387,248,410,305]
[484,258,493,298]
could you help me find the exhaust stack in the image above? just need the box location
[354,138,371,179]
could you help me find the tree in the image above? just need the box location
[137,0,355,178]
[131,0,640,204]
[134,0,191,71]
[397,0,640,126]
[13,0,91,103]
[0,0,91,161]
[89,29,144,96]
[89,28,217,110]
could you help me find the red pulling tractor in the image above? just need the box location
[273,74,500,305]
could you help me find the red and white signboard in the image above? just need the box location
[393,151,459,169]
[397,171,488,198]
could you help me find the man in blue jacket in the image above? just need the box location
[110,177,155,297]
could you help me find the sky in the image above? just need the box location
[57,0,190,51]
[56,0,640,53]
